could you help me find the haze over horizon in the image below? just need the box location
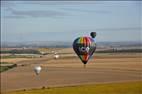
[1,1,142,43]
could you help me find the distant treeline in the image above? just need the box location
[96,49,142,53]
[0,49,41,54]
[1,48,142,54]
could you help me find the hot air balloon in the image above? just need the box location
[90,32,96,38]
[73,36,96,68]
[34,66,42,75]
[54,54,59,59]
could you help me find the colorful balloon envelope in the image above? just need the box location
[73,36,96,65]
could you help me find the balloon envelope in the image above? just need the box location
[73,36,96,64]
[34,66,42,75]
[54,54,59,59]
[90,32,96,38]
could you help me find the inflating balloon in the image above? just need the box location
[73,36,96,67]
[34,66,42,75]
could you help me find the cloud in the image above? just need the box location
[4,8,68,18]
[1,1,16,7]
[1,1,69,19]
[4,15,26,19]
[1,1,105,8]
[73,27,141,34]
[94,27,141,31]
[20,1,103,6]
[61,8,111,14]
[20,1,133,8]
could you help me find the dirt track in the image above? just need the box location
[1,52,142,93]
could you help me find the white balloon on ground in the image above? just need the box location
[54,54,59,59]
[34,66,42,75]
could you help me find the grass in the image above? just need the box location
[0,63,17,73]
[0,62,9,64]
[1,55,33,59]
[0,49,41,54]
[0,66,10,72]
[8,81,142,94]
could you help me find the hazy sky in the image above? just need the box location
[1,1,142,42]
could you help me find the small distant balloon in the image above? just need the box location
[90,32,96,38]
[54,54,59,59]
[73,36,96,67]
[34,66,42,75]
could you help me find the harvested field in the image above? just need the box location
[0,48,142,94]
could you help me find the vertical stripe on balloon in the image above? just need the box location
[81,37,83,44]
[88,37,91,46]
[80,55,83,61]
[83,37,85,47]
[84,54,88,62]
[85,37,87,47]
[80,37,82,44]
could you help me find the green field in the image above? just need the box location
[8,81,142,94]
[0,66,11,73]
[1,55,34,59]
[0,63,17,73]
